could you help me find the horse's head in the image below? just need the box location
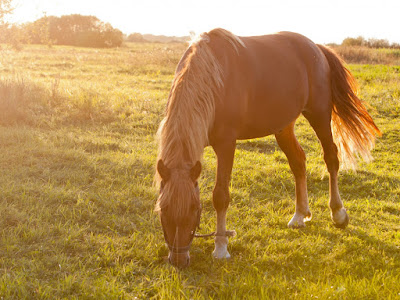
[156,160,202,268]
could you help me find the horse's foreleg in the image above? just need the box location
[275,122,311,228]
[212,139,236,259]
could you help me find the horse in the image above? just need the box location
[155,28,381,268]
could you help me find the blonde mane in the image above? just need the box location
[155,29,244,215]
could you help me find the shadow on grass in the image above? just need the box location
[236,139,278,154]
[241,163,399,205]
[166,216,400,283]
[159,169,400,275]
[338,170,400,202]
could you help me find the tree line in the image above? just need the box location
[341,36,400,49]
[126,33,190,44]
[0,14,123,48]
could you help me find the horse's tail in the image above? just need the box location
[317,44,381,169]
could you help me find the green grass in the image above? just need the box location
[0,43,399,299]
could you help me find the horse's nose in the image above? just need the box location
[168,252,190,268]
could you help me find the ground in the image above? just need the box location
[0,43,399,299]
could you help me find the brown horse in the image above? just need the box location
[155,28,381,268]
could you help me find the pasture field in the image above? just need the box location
[0,43,399,299]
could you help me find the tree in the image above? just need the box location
[0,0,15,45]
[21,14,123,48]
[23,15,53,44]
[365,38,390,49]
[0,0,13,24]
[126,33,145,43]
[342,36,365,47]
[341,36,399,49]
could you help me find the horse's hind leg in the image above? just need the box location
[303,111,349,228]
[275,122,311,228]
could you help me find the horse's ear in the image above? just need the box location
[190,161,202,182]
[157,160,171,181]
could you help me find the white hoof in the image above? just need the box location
[212,236,231,259]
[212,248,231,259]
[288,211,312,228]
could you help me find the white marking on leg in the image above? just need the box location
[213,210,231,259]
[288,173,311,228]
[212,236,230,259]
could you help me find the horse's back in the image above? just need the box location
[213,31,330,140]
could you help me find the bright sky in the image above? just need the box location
[8,0,400,44]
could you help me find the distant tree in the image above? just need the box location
[23,14,53,45]
[341,36,399,49]
[342,36,365,47]
[0,0,13,24]
[391,43,400,50]
[141,34,190,43]
[0,24,25,47]
[20,14,123,48]
[0,0,21,47]
[100,22,123,47]
[126,33,145,43]
[365,38,390,49]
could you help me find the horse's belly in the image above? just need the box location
[236,113,296,139]
[237,66,308,139]
[236,91,306,140]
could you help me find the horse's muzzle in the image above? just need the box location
[168,251,190,268]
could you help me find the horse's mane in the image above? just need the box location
[155,28,244,216]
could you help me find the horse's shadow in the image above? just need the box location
[187,141,400,274]
[236,137,399,204]
[236,139,278,154]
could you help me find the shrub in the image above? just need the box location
[333,46,400,65]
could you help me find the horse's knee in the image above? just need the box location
[213,185,230,211]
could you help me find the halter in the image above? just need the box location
[162,206,201,254]
[165,229,195,254]
[163,206,236,254]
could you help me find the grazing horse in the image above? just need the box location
[155,28,381,268]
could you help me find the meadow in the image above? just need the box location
[0,42,399,299]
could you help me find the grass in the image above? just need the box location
[0,43,399,299]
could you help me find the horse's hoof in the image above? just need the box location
[212,249,231,259]
[288,211,312,228]
[213,236,231,259]
[288,220,306,228]
[332,209,349,229]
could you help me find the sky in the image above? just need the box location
[8,0,400,44]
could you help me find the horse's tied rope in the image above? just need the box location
[194,230,236,238]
